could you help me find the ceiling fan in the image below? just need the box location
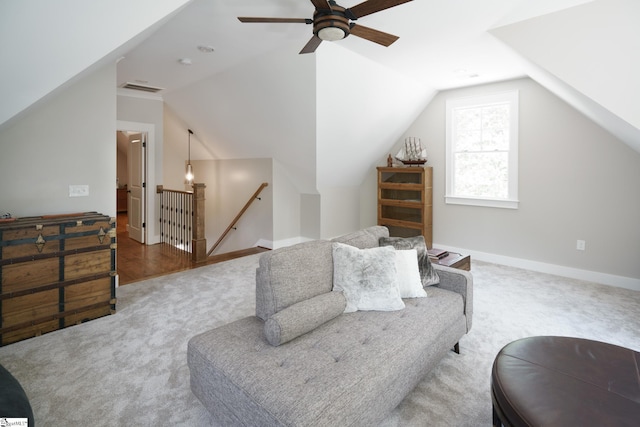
[238,0,413,54]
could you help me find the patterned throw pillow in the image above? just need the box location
[379,236,440,286]
[332,242,405,312]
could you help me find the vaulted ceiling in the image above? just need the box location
[2,0,638,192]
[114,0,594,94]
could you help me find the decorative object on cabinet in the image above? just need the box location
[377,166,432,248]
[0,212,117,346]
[396,137,427,165]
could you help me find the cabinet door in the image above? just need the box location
[377,167,432,246]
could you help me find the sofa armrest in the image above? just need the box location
[433,264,473,332]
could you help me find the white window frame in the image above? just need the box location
[445,90,519,209]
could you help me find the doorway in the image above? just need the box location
[116,130,146,243]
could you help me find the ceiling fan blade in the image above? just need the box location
[309,0,332,11]
[349,24,399,46]
[238,17,312,24]
[300,35,323,54]
[347,0,412,19]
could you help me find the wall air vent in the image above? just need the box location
[121,82,165,93]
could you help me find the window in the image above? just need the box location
[445,90,519,209]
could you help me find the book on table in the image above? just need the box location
[428,248,449,260]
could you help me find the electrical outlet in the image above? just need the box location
[69,185,89,197]
[576,240,586,251]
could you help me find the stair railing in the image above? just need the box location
[158,186,193,252]
[207,182,268,256]
[157,183,208,262]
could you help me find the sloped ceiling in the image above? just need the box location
[163,44,319,192]
[0,0,191,128]
[4,0,638,189]
[315,43,434,189]
[491,0,640,153]
[130,0,609,192]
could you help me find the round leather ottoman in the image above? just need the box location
[491,336,640,427]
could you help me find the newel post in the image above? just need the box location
[192,183,207,263]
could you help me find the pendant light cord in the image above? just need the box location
[188,128,193,163]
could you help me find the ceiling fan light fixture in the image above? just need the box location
[318,26,346,41]
[238,0,409,54]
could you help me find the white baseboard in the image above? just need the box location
[434,244,640,292]
[255,239,273,249]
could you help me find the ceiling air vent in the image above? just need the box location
[121,82,164,93]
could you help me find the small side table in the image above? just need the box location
[431,251,470,271]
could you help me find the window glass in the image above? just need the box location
[446,91,519,209]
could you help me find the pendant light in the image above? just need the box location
[185,128,194,184]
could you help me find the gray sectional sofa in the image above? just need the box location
[188,226,473,426]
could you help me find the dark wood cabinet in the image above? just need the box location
[377,166,432,248]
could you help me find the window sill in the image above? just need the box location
[445,196,519,209]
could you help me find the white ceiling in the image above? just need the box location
[117,0,594,95]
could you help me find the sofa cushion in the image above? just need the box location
[380,235,439,286]
[395,249,427,298]
[256,240,334,321]
[264,291,347,346]
[331,225,389,249]
[332,242,404,312]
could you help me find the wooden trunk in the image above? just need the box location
[0,212,116,346]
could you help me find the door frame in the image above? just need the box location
[117,120,159,245]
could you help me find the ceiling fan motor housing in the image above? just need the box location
[313,4,351,41]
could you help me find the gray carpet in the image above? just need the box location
[1,256,639,426]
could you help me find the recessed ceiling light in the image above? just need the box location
[197,45,215,53]
[178,58,192,66]
[454,68,479,79]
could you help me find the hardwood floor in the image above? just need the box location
[116,213,268,286]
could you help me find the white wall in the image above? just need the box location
[362,77,640,288]
[162,44,323,250]
[117,93,165,244]
[318,186,362,239]
[0,63,116,217]
[162,104,214,192]
[300,193,321,242]
[163,45,317,194]
[315,43,434,189]
[272,160,304,247]
[192,158,273,254]
[314,43,435,238]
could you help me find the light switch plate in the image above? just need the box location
[69,185,89,197]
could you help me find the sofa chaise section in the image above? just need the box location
[188,226,473,426]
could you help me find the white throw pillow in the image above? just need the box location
[332,242,405,312]
[395,249,428,298]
